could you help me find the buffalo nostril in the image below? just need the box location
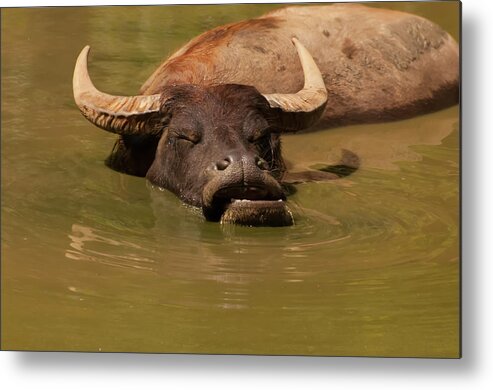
[256,156,269,170]
[216,157,231,171]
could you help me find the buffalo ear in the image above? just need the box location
[268,103,327,133]
[105,134,161,177]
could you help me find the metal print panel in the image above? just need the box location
[1,1,460,357]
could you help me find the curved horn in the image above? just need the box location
[73,46,163,136]
[262,38,328,130]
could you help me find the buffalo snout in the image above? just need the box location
[202,148,290,225]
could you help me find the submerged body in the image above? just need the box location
[73,4,459,226]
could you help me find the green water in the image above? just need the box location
[1,2,460,357]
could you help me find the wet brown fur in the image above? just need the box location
[140,4,459,129]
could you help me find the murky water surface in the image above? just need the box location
[1,3,459,356]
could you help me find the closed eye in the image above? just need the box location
[171,129,201,144]
[178,134,200,144]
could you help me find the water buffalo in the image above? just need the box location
[73,4,459,227]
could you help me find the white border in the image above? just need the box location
[2,0,493,389]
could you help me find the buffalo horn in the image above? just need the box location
[262,38,328,129]
[73,46,163,136]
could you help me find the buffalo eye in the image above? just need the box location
[170,128,201,145]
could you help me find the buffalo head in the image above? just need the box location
[73,39,327,226]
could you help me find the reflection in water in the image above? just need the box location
[2,4,459,356]
[66,224,155,272]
